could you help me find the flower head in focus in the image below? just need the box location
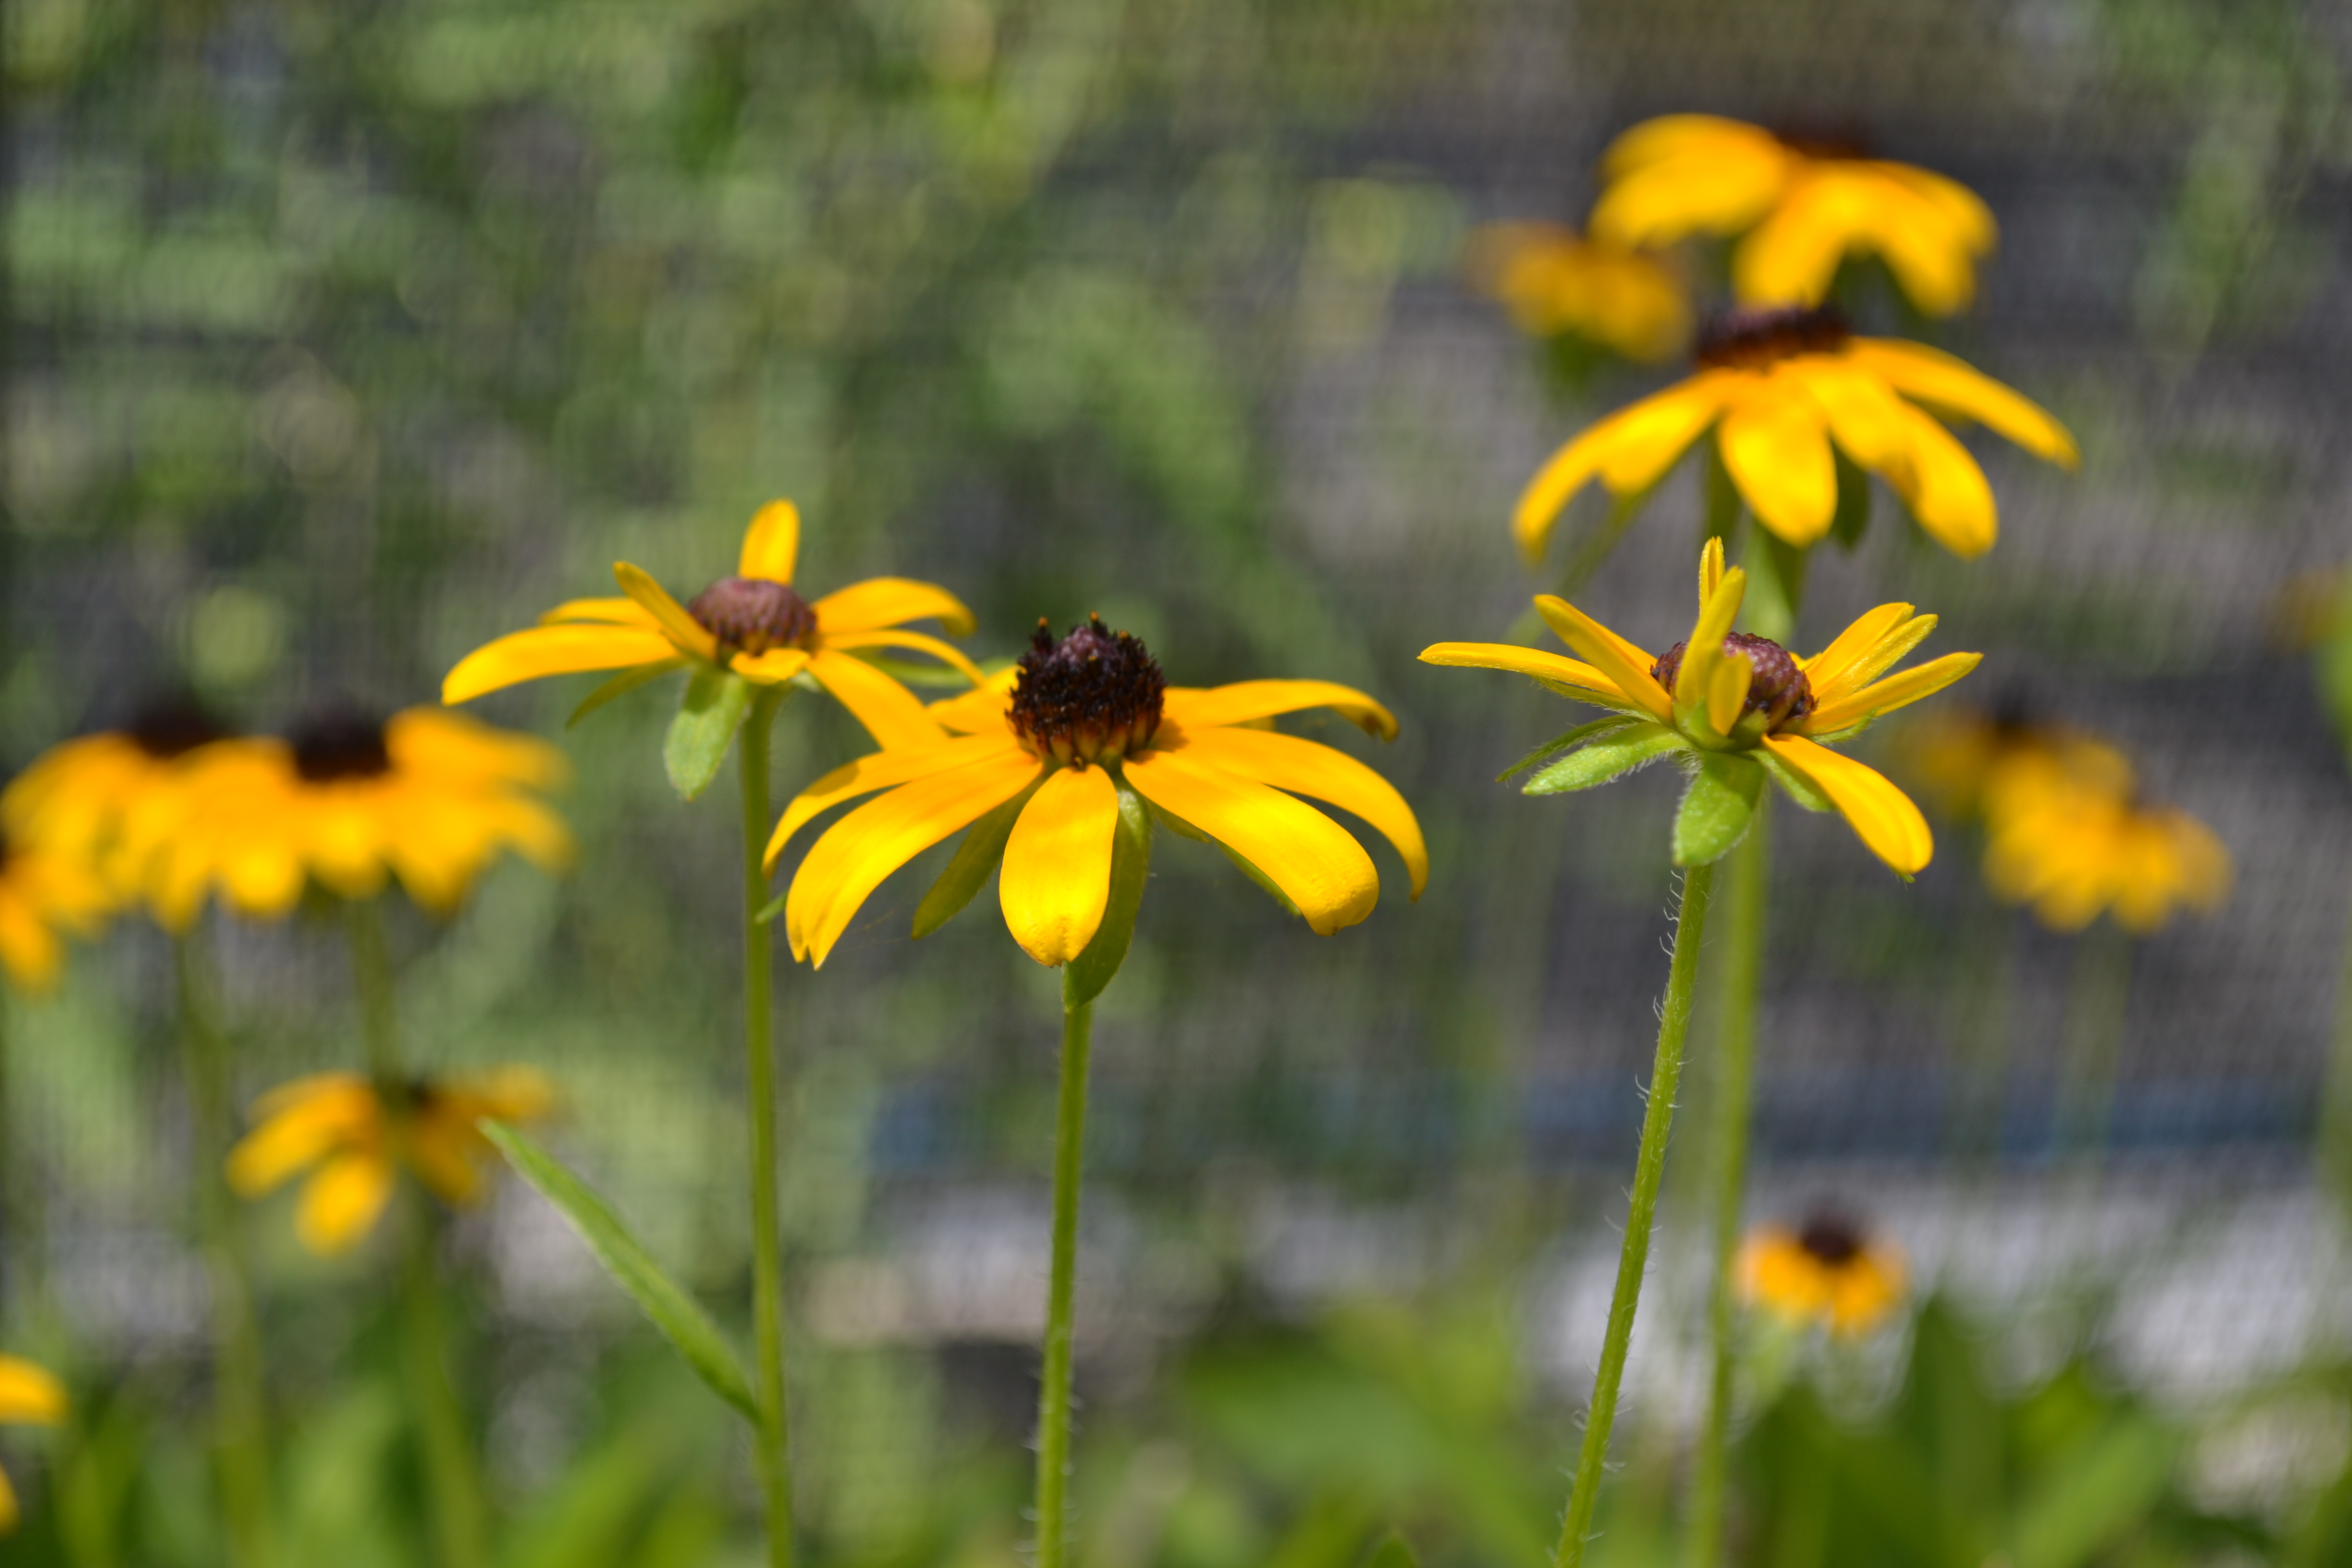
[1982,746,2229,935]
[0,827,110,994]
[443,499,979,752]
[1516,305,2076,566]
[1736,1209,1907,1336]
[227,1068,554,1255]
[1465,223,1690,362]
[1591,114,1995,316]
[769,616,1427,969]
[0,1355,66,1533]
[1423,537,1978,874]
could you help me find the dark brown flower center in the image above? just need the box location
[1695,304,1850,371]
[1796,1211,1865,1267]
[1773,123,1869,161]
[687,577,817,656]
[128,698,228,760]
[1009,615,1165,767]
[290,711,394,782]
[1651,631,1812,731]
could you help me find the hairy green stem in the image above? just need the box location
[1034,976,1096,1568]
[1556,862,1716,1568]
[739,695,797,1568]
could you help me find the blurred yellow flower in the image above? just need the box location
[1983,753,2230,935]
[770,616,1425,967]
[0,1355,66,1534]
[1591,114,1995,316]
[1464,223,1690,362]
[1736,1211,1907,1336]
[1423,538,1976,875]
[0,828,110,995]
[227,1068,554,1256]
[136,707,570,929]
[1899,703,2093,822]
[1516,305,2076,565]
[443,499,979,749]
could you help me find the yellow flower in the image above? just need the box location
[1982,751,2230,935]
[1736,1211,1907,1336]
[1516,305,2076,565]
[1898,703,2096,823]
[0,1355,65,1533]
[1465,223,1690,362]
[139,707,571,930]
[768,616,1427,968]
[227,1067,554,1255]
[1422,538,1977,875]
[0,828,110,995]
[442,499,979,749]
[1590,114,1995,316]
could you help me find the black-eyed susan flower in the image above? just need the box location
[0,1355,65,1534]
[768,616,1427,969]
[1590,115,1995,316]
[140,707,570,930]
[1423,538,1977,874]
[442,499,978,752]
[0,827,110,995]
[1465,223,1690,363]
[0,703,252,899]
[1516,305,2076,565]
[1982,755,2230,935]
[227,1068,553,1256]
[1736,1210,1907,1336]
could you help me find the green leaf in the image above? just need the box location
[1063,782,1152,1006]
[1523,721,1681,795]
[1829,448,1872,551]
[1757,746,1834,812]
[568,658,684,729]
[2011,1417,2179,1568]
[1362,1530,1423,1568]
[1497,716,1639,782]
[664,668,754,801]
[480,1120,758,1424]
[1672,752,1765,866]
[912,777,1042,938]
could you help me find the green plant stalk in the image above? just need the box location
[2321,893,2352,1225]
[1946,899,2021,1174]
[2055,921,2134,1182]
[1556,861,1716,1568]
[1034,974,1096,1568]
[1683,809,1767,1568]
[0,993,35,1333]
[739,694,797,1568]
[174,932,275,1568]
[347,898,488,1568]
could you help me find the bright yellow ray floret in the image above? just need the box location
[0,1354,66,1534]
[0,827,110,995]
[1980,745,2230,935]
[1735,1213,1907,1337]
[1464,223,1690,362]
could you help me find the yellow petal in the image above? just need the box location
[811,578,976,637]
[1122,748,1379,935]
[442,625,679,704]
[1857,184,1982,316]
[1761,736,1933,875]
[739,499,801,584]
[766,734,1020,870]
[406,1119,488,1206]
[1600,114,1779,179]
[785,748,1043,966]
[296,1153,397,1255]
[1591,118,1791,244]
[227,1076,379,1196]
[1730,186,1850,307]
[0,1357,66,1425]
[1814,615,1938,710]
[806,650,949,750]
[1513,375,1735,563]
[1718,381,1837,546]
[1415,641,1631,706]
[1706,651,1753,739]
[1789,358,1918,472]
[1164,725,1428,898]
[1531,599,1673,722]
[1882,163,1997,251]
[928,671,1020,734]
[1881,404,1999,557]
[1805,651,1980,736]
[1674,566,1748,715]
[1797,604,1912,693]
[538,597,657,626]
[614,562,721,663]
[731,648,813,685]
[1162,680,1399,742]
[1847,339,2076,467]
[822,628,987,686]
[997,765,1121,966]
[1698,535,1726,603]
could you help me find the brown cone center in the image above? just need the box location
[290,710,394,782]
[687,577,817,656]
[1651,631,1813,731]
[1695,304,1850,371]
[1797,1211,1865,1267]
[1009,615,1165,767]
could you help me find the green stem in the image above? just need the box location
[175,932,275,1568]
[1556,861,1716,1568]
[2320,890,2352,1226]
[739,694,796,1568]
[1683,811,1766,1568]
[1946,902,2021,1174]
[346,900,487,1568]
[1034,976,1096,1568]
[2055,923,2133,1183]
[0,992,33,1333]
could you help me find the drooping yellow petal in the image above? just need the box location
[1164,725,1428,898]
[766,733,1022,869]
[1718,381,1837,546]
[1591,117,1792,245]
[1879,405,1999,557]
[1816,616,1939,706]
[738,499,801,584]
[730,648,814,685]
[442,625,680,705]
[613,563,721,664]
[0,1357,66,1425]
[1674,566,1749,715]
[296,1153,398,1256]
[1705,651,1753,739]
[1847,339,2076,467]
[1761,736,1933,875]
[227,1077,379,1196]
[1803,651,1981,736]
[538,597,657,627]
[1857,184,1982,316]
[1122,748,1379,935]
[928,671,1019,734]
[1513,375,1736,562]
[1414,642,1632,707]
[997,765,1121,966]
[1797,604,1912,692]
[1789,359,1918,473]
[1883,163,1997,251]
[823,628,988,686]
[806,650,948,750]
[1531,599,1673,722]
[1163,681,1399,742]
[811,578,977,637]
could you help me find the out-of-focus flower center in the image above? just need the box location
[1773,124,1868,161]
[1796,1211,1864,1267]
[1009,615,1165,767]
[1652,631,1813,731]
[1695,304,1850,371]
[128,698,227,760]
[687,577,818,656]
[290,712,395,783]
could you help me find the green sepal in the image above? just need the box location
[1219,841,1299,916]
[1829,448,1872,551]
[1364,1531,1423,1568]
[1147,799,1212,843]
[1672,752,1766,866]
[1757,746,1834,813]
[665,667,754,800]
[754,891,786,925]
[480,1120,758,1424]
[1524,721,1683,795]
[1062,782,1152,1007]
[568,657,684,729]
[1498,715,1640,783]
[912,776,1044,939]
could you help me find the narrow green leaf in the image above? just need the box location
[1064,782,1153,1006]
[567,658,684,729]
[1757,746,1834,813]
[1363,1531,1423,1568]
[1497,716,1639,783]
[479,1120,758,1424]
[753,891,786,925]
[1523,722,1682,795]
[1829,448,1872,551]
[2011,1417,2179,1568]
[912,777,1042,939]
[664,668,754,800]
[1672,752,1765,866]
